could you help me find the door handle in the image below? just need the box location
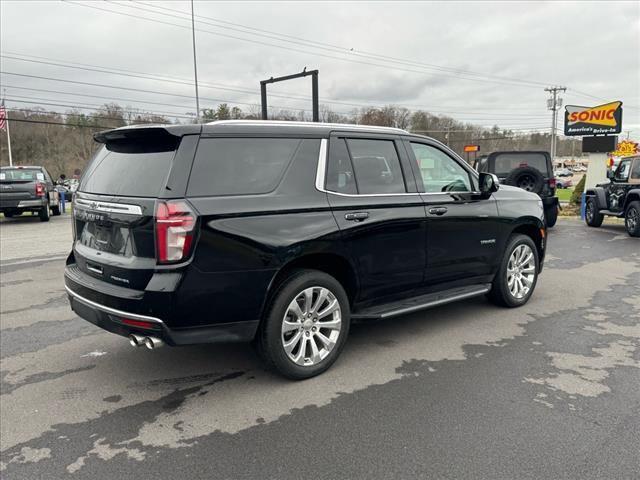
[428,207,448,216]
[344,211,369,222]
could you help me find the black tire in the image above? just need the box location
[3,211,14,218]
[585,197,604,227]
[51,205,61,216]
[504,167,545,195]
[258,269,351,380]
[624,201,640,237]
[38,202,51,222]
[545,204,558,228]
[487,234,539,308]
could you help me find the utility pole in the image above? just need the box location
[190,0,201,122]
[545,86,566,163]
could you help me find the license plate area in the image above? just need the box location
[79,220,134,257]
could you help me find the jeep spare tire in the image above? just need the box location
[504,167,545,194]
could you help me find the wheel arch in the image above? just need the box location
[259,252,359,322]
[623,189,640,210]
[585,187,606,210]
[510,221,544,262]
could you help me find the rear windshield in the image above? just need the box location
[0,168,43,182]
[492,153,549,176]
[187,138,300,196]
[80,145,176,197]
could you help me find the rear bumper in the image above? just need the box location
[65,265,259,345]
[0,198,46,209]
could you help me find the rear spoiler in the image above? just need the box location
[93,125,202,144]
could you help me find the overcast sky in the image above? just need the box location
[1,0,639,135]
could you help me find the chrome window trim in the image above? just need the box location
[65,285,164,324]
[315,137,439,198]
[74,198,143,215]
[207,120,409,135]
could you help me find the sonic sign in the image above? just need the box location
[564,101,623,136]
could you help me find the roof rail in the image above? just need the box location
[206,119,409,134]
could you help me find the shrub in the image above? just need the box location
[570,175,586,205]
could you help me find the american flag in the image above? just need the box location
[0,99,7,131]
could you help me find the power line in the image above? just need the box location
[124,0,550,88]
[2,116,111,129]
[3,50,557,113]
[63,0,549,90]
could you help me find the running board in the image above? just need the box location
[598,210,624,217]
[351,284,492,320]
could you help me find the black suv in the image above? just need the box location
[0,165,62,221]
[585,155,640,237]
[65,121,546,379]
[475,151,559,227]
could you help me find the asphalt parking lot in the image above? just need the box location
[1,214,638,479]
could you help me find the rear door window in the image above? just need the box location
[326,138,357,194]
[346,139,406,194]
[187,138,300,196]
[492,153,549,176]
[80,146,176,197]
[0,168,42,181]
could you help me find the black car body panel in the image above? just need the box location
[585,155,640,215]
[65,121,545,346]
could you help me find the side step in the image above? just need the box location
[598,210,624,217]
[351,284,492,321]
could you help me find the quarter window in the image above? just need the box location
[346,139,406,194]
[188,138,300,196]
[410,143,472,193]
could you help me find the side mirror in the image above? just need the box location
[479,172,499,196]
[606,169,615,180]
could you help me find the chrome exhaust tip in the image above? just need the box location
[129,334,146,347]
[144,336,164,350]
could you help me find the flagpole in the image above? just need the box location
[2,90,12,166]
[6,108,13,167]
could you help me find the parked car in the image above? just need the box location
[475,151,558,227]
[65,121,546,379]
[585,155,640,237]
[556,178,573,189]
[553,168,574,177]
[0,166,61,221]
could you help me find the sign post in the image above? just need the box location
[463,144,480,165]
[563,100,623,219]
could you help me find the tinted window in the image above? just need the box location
[615,159,631,181]
[631,159,640,181]
[347,139,406,194]
[326,138,356,194]
[493,153,549,175]
[410,143,471,193]
[0,168,43,182]
[80,146,175,197]
[188,138,300,196]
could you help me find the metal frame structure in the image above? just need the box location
[260,69,319,122]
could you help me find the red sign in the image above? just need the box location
[463,145,480,153]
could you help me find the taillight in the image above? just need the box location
[35,182,45,197]
[155,200,196,264]
[548,178,557,189]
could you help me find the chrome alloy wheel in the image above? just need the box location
[281,286,342,366]
[506,244,536,299]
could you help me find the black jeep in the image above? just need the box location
[65,121,546,379]
[475,151,559,227]
[585,155,640,237]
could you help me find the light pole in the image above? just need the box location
[191,0,201,123]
